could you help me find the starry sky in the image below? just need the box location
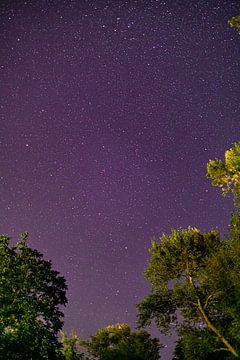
[1,0,240,357]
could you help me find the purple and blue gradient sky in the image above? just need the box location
[1,0,240,357]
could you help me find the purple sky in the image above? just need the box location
[1,0,240,358]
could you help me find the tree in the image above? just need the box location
[60,332,87,360]
[173,213,240,359]
[207,142,240,207]
[81,323,161,360]
[137,225,240,358]
[0,232,68,359]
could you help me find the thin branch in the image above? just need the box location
[204,294,214,309]
[213,348,232,353]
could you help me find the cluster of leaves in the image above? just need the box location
[0,232,68,359]
[138,227,221,330]
[60,332,86,360]
[207,142,240,206]
[80,323,160,360]
[228,16,240,32]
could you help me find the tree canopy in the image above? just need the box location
[137,219,240,358]
[0,232,68,359]
[80,323,161,360]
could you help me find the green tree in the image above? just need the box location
[81,323,161,360]
[0,232,68,359]
[207,142,240,206]
[137,225,240,358]
[60,332,87,360]
[173,214,240,359]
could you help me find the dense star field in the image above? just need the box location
[1,0,240,357]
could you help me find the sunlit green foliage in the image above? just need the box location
[207,142,240,206]
[228,16,240,32]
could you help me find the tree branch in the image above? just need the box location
[197,298,238,357]
[187,273,238,357]
[204,294,214,309]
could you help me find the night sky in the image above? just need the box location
[1,0,240,358]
